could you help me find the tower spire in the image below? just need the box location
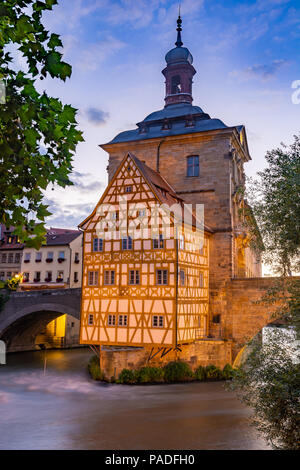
[175,8,183,48]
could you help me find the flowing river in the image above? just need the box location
[0,348,269,450]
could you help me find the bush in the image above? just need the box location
[88,355,103,381]
[136,366,165,384]
[194,365,206,381]
[117,368,136,384]
[222,363,235,380]
[163,361,193,382]
[205,365,223,380]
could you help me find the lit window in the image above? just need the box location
[104,270,115,285]
[122,237,132,250]
[108,315,116,326]
[187,156,199,177]
[118,315,128,326]
[156,269,168,285]
[153,234,164,249]
[129,270,140,285]
[171,75,181,94]
[152,315,164,327]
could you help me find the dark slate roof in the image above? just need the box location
[45,228,81,246]
[165,46,193,65]
[143,103,204,121]
[106,103,240,145]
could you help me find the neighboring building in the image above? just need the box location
[0,224,23,282]
[20,228,82,290]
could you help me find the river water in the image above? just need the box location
[0,348,269,450]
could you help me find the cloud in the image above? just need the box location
[43,171,105,228]
[76,36,126,71]
[86,107,110,125]
[230,60,289,81]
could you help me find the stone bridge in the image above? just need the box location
[0,288,81,351]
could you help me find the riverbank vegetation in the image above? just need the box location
[87,356,235,384]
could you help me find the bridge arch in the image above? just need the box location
[0,288,81,352]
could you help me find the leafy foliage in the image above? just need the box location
[222,363,235,380]
[163,361,193,382]
[135,366,165,384]
[230,334,300,450]
[231,136,300,449]
[204,364,223,380]
[244,135,300,275]
[87,355,103,381]
[0,0,83,248]
[194,365,206,381]
[117,368,136,384]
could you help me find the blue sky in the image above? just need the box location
[23,0,300,228]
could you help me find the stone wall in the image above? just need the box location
[224,277,284,359]
[100,339,232,380]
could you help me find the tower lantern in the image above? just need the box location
[162,14,196,107]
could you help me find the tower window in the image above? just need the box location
[171,75,182,94]
[187,155,199,177]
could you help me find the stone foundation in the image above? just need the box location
[100,339,232,380]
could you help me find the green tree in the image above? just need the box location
[232,134,300,449]
[245,135,300,275]
[0,0,83,248]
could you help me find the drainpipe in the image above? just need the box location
[156,139,166,173]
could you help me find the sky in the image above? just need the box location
[15,0,300,229]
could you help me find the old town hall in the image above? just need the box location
[79,16,266,376]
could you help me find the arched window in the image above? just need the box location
[171,75,182,94]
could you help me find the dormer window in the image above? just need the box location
[161,119,171,130]
[171,75,181,94]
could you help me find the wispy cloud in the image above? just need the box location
[85,107,110,125]
[75,36,126,71]
[230,59,289,81]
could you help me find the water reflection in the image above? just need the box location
[0,349,269,450]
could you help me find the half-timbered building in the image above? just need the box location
[79,153,211,349]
